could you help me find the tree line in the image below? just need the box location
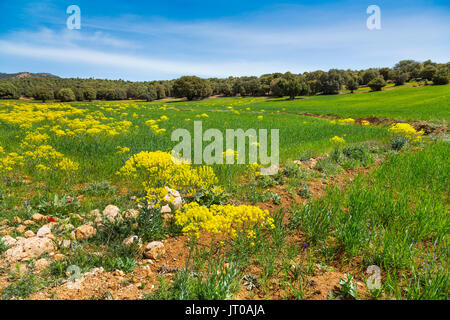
[0,59,448,102]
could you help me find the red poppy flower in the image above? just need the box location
[48,218,55,222]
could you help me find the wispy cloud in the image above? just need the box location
[0,39,292,77]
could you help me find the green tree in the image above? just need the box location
[319,70,344,94]
[172,76,212,100]
[392,71,408,86]
[269,78,284,97]
[0,82,19,99]
[34,87,54,102]
[84,88,97,101]
[155,84,167,99]
[394,60,422,80]
[278,78,309,100]
[346,77,358,93]
[432,69,449,85]
[362,69,380,85]
[368,77,386,91]
[57,88,76,102]
[420,65,437,81]
[147,85,157,101]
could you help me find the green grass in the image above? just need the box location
[290,141,449,299]
[153,84,450,121]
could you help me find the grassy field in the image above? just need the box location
[154,84,450,121]
[0,84,448,300]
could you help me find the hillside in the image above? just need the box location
[0,72,59,79]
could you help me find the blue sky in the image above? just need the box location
[0,0,449,80]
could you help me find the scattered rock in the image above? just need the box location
[89,209,100,217]
[23,220,35,226]
[160,205,171,214]
[0,219,8,226]
[24,230,35,238]
[103,205,121,222]
[37,225,52,237]
[35,258,50,271]
[123,235,142,248]
[54,253,65,261]
[164,187,183,210]
[5,237,57,262]
[143,241,165,259]
[16,225,26,233]
[32,213,45,221]
[1,235,17,246]
[74,225,97,240]
[113,269,125,277]
[124,209,139,219]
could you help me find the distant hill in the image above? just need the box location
[0,72,59,79]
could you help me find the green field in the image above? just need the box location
[0,84,448,300]
[150,84,450,121]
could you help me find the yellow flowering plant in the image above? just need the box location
[117,151,218,205]
[388,123,423,143]
[175,202,274,240]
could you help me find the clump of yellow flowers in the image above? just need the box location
[330,136,346,144]
[388,123,423,143]
[175,202,275,240]
[339,118,355,124]
[117,151,218,204]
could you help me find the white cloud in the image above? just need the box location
[0,40,293,77]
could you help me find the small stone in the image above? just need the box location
[113,269,125,277]
[16,225,26,233]
[160,205,171,214]
[89,209,100,216]
[123,235,142,248]
[1,235,16,246]
[54,253,65,261]
[124,209,139,219]
[0,219,8,226]
[164,188,183,210]
[24,230,35,238]
[143,241,165,259]
[74,225,97,240]
[35,258,50,271]
[32,213,45,221]
[37,225,52,238]
[23,220,35,226]
[103,205,121,222]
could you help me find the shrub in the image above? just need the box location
[117,151,218,203]
[175,202,274,239]
[368,77,386,91]
[391,136,408,151]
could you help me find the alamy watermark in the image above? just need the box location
[171,121,279,175]
[66,5,81,30]
[366,5,381,30]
